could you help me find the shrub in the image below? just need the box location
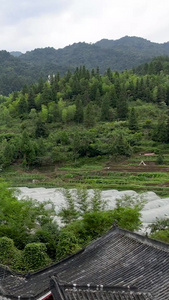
[0,236,22,271]
[23,243,51,271]
[56,230,81,261]
[0,237,15,265]
[150,230,169,243]
[156,154,164,165]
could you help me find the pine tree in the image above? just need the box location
[116,89,128,120]
[74,97,83,123]
[27,88,36,112]
[84,103,96,127]
[101,93,110,121]
[153,119,167,143]
[35,118,48,138]
[128,108,138,131]
[41,83,53,105]
[17,95,28,117]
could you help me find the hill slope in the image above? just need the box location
[95,36,169,57]
[2,36,169,95]
[20,36,169,73]
[1,58,169,195]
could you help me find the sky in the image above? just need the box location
[1,0,169,53]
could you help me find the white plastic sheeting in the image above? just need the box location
[16,187,169,232]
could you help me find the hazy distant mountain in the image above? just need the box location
[19,43,128,72]
[2,36,169,95]
[10,51,23,57]
[19,36,169,73]
[95,36,169,58]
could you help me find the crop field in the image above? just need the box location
[1,153,169,197]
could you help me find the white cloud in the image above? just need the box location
[1,0,169,52]
[0,0,71,24]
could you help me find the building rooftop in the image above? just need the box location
[1,226,169,299]
[50,277,153,300]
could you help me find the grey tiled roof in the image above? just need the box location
[0,265,12,281]
[64,289,152,300]
[1,227,169,299]
[50,278,153,300]
[63,288,152,300]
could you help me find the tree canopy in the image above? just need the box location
[1,61,169,169]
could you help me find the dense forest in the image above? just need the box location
[1,57,169,170]
[2,36,169,95]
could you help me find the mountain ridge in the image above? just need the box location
[1,35,169,95]
[10,35,169,53]
[16,36,169,71]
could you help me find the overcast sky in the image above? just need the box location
[1,0,169,53]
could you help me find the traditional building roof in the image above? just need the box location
[1,226,169,299]
[0,265,12,281]
[50,277,153,300]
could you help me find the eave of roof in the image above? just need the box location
[50,277,153,300]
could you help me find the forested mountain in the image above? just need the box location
[1,58,169,170]
[133,56,169,75]
[0,50,44,95]
[95,36,169,57]
[19,36,169,74]
[18,41,140,73]
[10,51,23,57]
[1,36,169,96]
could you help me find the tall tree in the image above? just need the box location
[27,88,36,112]
[101,93,110,121]
[84,103,96,128]
[41,82,53,105]
[17,95,28,117]
[35,118,48,138]
[74,97,83,123]
[128,107,138,131]
[116,89,128,120]
[153,119,167,143]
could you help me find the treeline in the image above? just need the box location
[0,51,39,95]
[133,56,169,75]
[1,61,169,168]
[3,35,169,95]
[0,50,69,95]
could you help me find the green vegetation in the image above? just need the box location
[2,36,169,95]
[149,218,169,244]
[2,52,169,270]
[47,190,143,262]
[0,179,57,243]
[0,179,58,270]
[0,59,169,195]
[23,243,51,271]
[0,180,143,271]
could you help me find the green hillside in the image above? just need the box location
[1,57,169,270]
[0,57,169,195]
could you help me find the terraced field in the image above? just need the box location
[1,153,169,197]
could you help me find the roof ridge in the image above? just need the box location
[114,227,169,252]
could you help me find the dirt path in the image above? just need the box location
[102,165,169,173]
